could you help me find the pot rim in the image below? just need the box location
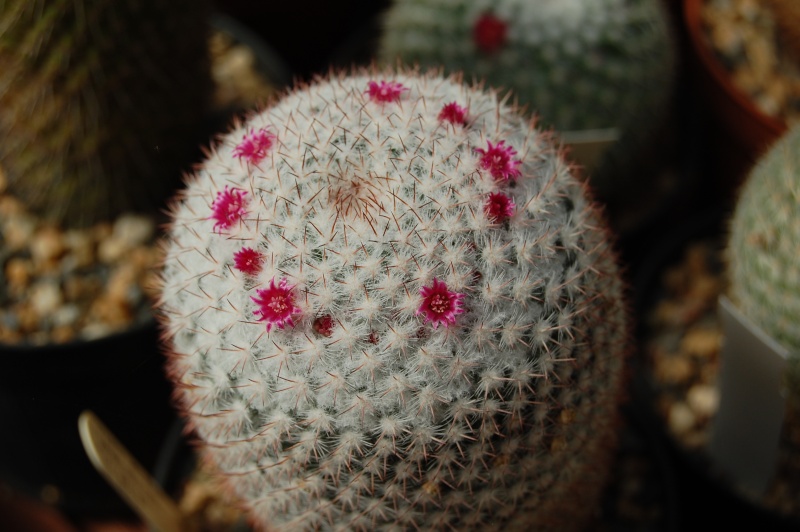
[682,0,787,137]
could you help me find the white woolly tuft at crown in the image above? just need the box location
[157,67,630,531]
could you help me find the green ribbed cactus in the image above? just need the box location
[727,125,800,389]
[377,0,675,201]
[157,67,630,530]
[0,0,212,228]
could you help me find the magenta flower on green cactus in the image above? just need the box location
[233,247,263,275]
[233,127,276,164]
[366,80,408,103]
[438,101,468,125]
[252,277,301,331]
[475,140,522,181]
[485,191,515,222]
[473,12,508,54]
[417,278,465,328]
[210,186,248,232]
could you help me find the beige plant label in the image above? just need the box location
[78,410,191,532]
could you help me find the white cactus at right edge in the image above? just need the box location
[157,68,630,531]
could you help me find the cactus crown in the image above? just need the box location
[727,126,800,357]
[157,67,629,530]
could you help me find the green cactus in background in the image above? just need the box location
[377,0,675,202]
[727,125,800,390]
[157,67,630,530]
[0,0,212,228]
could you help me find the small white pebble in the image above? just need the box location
[2,214,36,252]
[63,229,96,269]
[687,384,720,419]
[81,322,114,341]
[668,401,696,436]
[113,214,155,247]
[52,304,81,328]
[97,237,127,263]
[30,227,65,265]
[98,214,155,263]
[30,281,64,316]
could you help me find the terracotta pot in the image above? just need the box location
[682,0,787,192]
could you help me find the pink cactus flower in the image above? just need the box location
[473,12,508,54]
[484,192,516,223]
[252,277,302,332]
[313,315,335,337]
[233,127,276,164]
[234,247,263,275]
[210,186,248,232]
[438,102,468,125]
[366,80,408,103]
[417,278,465,329]
[475,140,522,181]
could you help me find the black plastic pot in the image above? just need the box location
[0,320,174,522]
[597,400,681,532]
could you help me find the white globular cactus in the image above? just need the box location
[157,67,630,531]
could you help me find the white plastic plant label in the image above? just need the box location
[560,128,619,175]
[709,295,790,496]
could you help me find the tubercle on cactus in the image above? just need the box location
[157,66,629,531]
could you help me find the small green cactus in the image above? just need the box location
[377,0,676,201]
[157,67,630,531]
[0,0,213,228]
[727,124,800,389]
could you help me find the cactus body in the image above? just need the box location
[157,68,629,531]
[0,0,212,227]
[377,0,675,202]
[727,125,800,361]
